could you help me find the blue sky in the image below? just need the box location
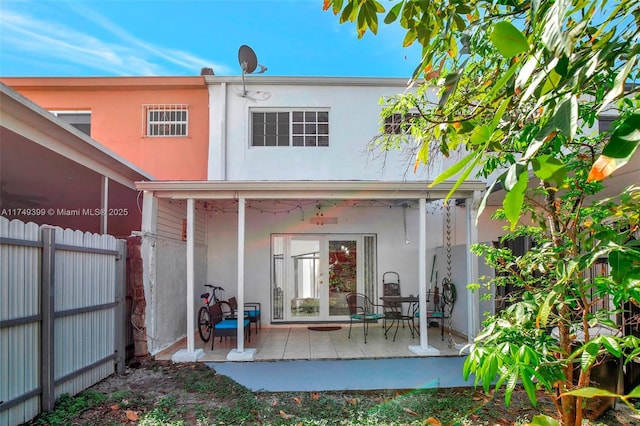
[0,0,423,78]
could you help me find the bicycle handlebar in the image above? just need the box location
[204,284,224,291]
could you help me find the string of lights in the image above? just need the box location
[166,198,453,216]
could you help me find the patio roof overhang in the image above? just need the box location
[139,179,485,362]
[134,180,488,201]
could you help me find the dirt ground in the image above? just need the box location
[43,357,640,425]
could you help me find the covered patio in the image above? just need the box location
[155,323,462,362]
[135,180,487,362]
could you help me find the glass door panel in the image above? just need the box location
[328,239,357,317]
[289,238,320,318]
[271,234,374,322]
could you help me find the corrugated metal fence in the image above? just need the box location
[0,217,126,426]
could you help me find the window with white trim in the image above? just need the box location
[251,110,329,147]
[143,104,189,137]
[384,112,420,134]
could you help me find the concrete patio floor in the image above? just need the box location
[155,322,466,362]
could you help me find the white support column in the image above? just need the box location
[465,191,482,344]
[410,198,440,355]
[228,197,255,361]
[141,191,157,235]
[172,198,203,362]
[100,176,109,234]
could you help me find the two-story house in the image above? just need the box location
[134,75,500,361]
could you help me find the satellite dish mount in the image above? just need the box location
[238,45,267,96]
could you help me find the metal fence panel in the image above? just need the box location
[0,217,125,426]
[0,219,41,426]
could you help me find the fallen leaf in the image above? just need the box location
[404,408,419,416]
[424,417,441,426]
[271,399,278,406]
[125,410,138,421]
[279,410,293,420]
[344,396,359,406]
[293,396,302,405]
[110,404,119,410]
[311,392,320,400]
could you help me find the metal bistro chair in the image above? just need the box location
[210,302,250,350]
[228,296,261,334]
[382,271,415,341]
[346,292,384,343]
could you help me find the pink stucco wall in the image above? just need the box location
[2,77,209,180]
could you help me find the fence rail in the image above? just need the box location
[0,218,126,426]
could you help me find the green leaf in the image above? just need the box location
[520,367,538,405]
[486,60,519,103]
[598,55,638,115]
[384,1,403,24]
[529,415,560,426]
[503,166,528,230]
[429,151,478,187]
[589,114,640,181]
[491,97,511,132]
[403,28,417,47]
[602,113,640,160]
[628,384,640,398]
[537,290,556,328]
[540,69,562,97]
[531,155,566,185]
[490,21,529,58]
[601,335,622,358]
[515,52,540,90]
[470,125,492,145]
[553,95,578,140]
[563,387,619,398]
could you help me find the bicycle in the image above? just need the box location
[197,285,232,342]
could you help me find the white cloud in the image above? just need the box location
[0,2,230,76]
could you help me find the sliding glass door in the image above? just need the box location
[271,234,375,322]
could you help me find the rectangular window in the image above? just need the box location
[252,111,290,146]
[143,104,189,137]
[598,115,617,133]
[251,110,329,147]
[51,110,91,136]
[384,113,419,134]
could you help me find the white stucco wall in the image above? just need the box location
[203,200,502,328]
[207,77,465,182]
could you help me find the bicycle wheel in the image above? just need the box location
[198,306,212,342]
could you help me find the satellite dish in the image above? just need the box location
[238,45,258,74]
[238,44,267,96]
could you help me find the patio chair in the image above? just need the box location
[228,296,261,333]
[346,292,384,343]
[210,302,250,350]
[382,271,415,341]
[382,271,401,297]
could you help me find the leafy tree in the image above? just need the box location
[324,0,640,425]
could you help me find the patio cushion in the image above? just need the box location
[415,311,444,318]
[215,319,250,330]
[352,313,383,321]
[244,309,260,318]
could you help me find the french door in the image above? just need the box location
[271,234,376,322]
